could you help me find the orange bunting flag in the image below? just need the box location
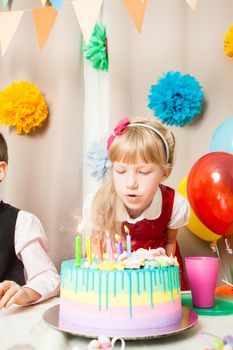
[0,11,23,56]
[185,0,198,11]
[32,6,58,50]
[123,0,148,33]
[72,0,103,43]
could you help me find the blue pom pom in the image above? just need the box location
[148,71,204,126]
[85,138,111,180]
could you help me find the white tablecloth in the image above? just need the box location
[0,297,233,350]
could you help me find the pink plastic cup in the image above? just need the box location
[185,256,219,308]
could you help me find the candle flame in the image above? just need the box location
[115,234,121,242]
[77,222,84,234]
[124,225,129,235]
[105,230,109,238]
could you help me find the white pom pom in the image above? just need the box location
[88,339,100,349]
[223,345,233,350]
[98,335,111,344]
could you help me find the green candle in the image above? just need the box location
[75,223,83,267]
[75,235,81,267]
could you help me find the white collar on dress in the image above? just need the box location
[117,187,162,224]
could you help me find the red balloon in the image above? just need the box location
[187,152,233,237]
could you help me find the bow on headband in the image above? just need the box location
[107,117,130,150]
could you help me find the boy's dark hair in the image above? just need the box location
[0,133,8,163]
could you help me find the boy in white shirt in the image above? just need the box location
[0,133,60,308]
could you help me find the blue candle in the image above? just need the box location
[124,225,131,257]
[126,234,131,257]
[115,234,123,257]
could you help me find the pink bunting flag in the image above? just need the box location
[40,0,47,7]
[0,11,23,56]
[123,0,148,33]
[72,0,103,43]
[185,0,198,11]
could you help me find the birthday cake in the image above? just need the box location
[59,248,182,337]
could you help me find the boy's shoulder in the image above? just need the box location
[0,200,20,212]
[17,209,43,227]
[15,210,48,253]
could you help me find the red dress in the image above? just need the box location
[122,184,188,290]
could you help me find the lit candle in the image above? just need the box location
[75,222,83,267]
[86,236,92,265]
[106,231,114,261]
[97,235,103,263]
[124,225,131,257]
[115,234,123,257]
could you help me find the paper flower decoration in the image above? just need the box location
[83,22,108,72]
[0,81,48,134]
[148,71,204,126]
[85,137,111,180]
[224,25,233,58]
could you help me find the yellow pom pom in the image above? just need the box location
[224,25,233,58]
[0,81,48,134]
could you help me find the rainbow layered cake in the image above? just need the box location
[59,248,182,337]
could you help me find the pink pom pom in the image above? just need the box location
[100,342,112,349]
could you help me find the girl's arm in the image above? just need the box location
[164,227,178,256]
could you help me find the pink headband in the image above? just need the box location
[107,117,170,162]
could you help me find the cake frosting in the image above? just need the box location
[59,248,182,337]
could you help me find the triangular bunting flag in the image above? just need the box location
[0,11,23,56]
[32,6,58,50]
[40,0,47,6]
[49,0,64,12]
[2,0,9,8]
[185,0,197,11]
[123,0,148,33]
[72,0,103,43]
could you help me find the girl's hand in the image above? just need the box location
[0,280,41,309]
[165,228,178,257]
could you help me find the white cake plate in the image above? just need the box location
[42,304,198,340]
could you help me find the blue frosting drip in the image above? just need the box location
[62,260,180,319]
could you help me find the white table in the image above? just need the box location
[0,297,232,350]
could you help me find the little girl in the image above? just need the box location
[84,117,190,290]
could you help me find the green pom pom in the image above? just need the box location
[211,338,224,349]
[83,23,108,72]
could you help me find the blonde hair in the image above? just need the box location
[91,118,175,241]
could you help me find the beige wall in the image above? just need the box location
[0,0,232,282]
[0,0,84,268]
[107,0,233,283]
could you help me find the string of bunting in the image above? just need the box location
[0,0,198,56]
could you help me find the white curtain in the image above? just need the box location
[83,3,109,200]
